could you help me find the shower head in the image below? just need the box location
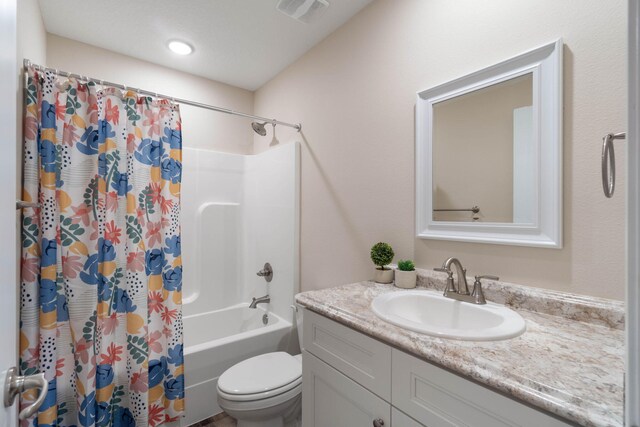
[251,121,268,136]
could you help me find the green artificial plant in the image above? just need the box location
[370,242,394,270]
[397,259,415,271]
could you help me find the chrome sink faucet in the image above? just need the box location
[434,257,498,305]
[438,257,469,295]
[249,295,270,309]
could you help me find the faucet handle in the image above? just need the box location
[256,262,273,282]
[471,275,499,304]
[435,267,456,294]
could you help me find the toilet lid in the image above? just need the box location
[218,352,302,395]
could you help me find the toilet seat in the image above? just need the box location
[217,382,302,412]
[217,377,302,402]
[217,352,302,403]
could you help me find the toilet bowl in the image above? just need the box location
[217,352,302,427]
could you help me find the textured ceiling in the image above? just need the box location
[38,0,373,90]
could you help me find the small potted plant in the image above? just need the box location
[371,242,394,284]
[395,259,417,289]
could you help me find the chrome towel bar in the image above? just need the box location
[433,206,480,214]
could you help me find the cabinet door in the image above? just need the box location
[303,309,392,400]
[303,351,391,427]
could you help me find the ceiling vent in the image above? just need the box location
[276,0,330,24]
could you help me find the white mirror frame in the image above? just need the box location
[416,39,563,248]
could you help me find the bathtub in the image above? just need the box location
[182,304,292,426]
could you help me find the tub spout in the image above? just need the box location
[249,295,270,309]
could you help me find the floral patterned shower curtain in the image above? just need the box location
[20,67,184,427]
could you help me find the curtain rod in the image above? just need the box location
[23,59,302,132]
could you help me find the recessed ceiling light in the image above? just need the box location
[168,40,193,55]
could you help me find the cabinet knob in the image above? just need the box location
[373,418,385,427]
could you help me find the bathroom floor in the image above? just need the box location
[190,413,237,427]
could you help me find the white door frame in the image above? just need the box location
[628,1,640,426]
[0,0,19,425]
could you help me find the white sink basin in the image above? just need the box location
[371,290,526,341]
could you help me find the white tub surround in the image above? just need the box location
[295,270,624,427]
[182,143,300,321]
[181,148,245,316]
[243,143,300,322]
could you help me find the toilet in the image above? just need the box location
[217,352,302,427]
[217,308,303,427]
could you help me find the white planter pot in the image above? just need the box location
[374,268,394,284]
[395,270,417,289]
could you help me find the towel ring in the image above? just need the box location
[602,132,626,198]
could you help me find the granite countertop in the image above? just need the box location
[295,270,625,427]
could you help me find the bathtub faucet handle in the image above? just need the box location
[256,262,273,282]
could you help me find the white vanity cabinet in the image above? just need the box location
[302,309,574,427]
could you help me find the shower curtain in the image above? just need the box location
[20,68,184,427]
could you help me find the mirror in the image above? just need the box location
[432,73,533,223]
[416,40,563,248]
